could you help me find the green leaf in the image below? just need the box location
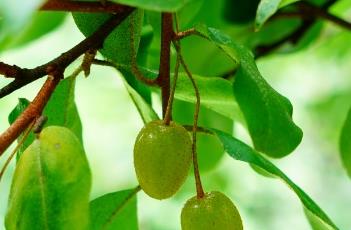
[72,10,143,65]
[255,0,300,30]
[176,73,243,122]
[110,0,194,12]
[340,107,351,178]
[141,69,243,121]
[6,77,83,161]
[0,12,66,51]
[8,98,30,124]
[90,188,139,230]
[214,129,339,230]
[120,73,159,124]
[173,99,233,172]
[195,24,303,157]
[5,126,91,230]
[304,208,336,230]
[8,98,34,161]
[43,76,83,144]
[117,65,241,125]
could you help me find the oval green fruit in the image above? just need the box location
[181,191,243,230]
[133,120,192,199]
[5,126,91,230]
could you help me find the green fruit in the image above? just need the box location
[133,120,192,199]
[181,191,243,230]
[5,126,91,230]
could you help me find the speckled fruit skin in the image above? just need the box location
[133,120,192,200]
[181,191,243,230]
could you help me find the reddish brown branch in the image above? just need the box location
[0,75,60,156]
[0,7,134,98]
[158,13,173,118]
[40,1,127,13]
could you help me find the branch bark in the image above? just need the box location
[0,4,135,155]
[0,75,60,156]
[0,7,134,98]
[158,13,173,118]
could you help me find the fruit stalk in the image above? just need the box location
[175,42,204,198]
[163,55,180,126]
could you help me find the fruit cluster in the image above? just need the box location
[134,120,243,230]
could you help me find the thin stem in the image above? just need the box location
[174,42,204,198]
[0,120,35,183]
[183,125,213,135]
[92,59,159,86]
[163,54,180,125]
[174,28,199,40]
[92,59,117,67]
[297,1,351,30]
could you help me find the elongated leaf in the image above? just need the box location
[122,76,159,124]
[7,77,83,161]
[134,68,243,121]
[340,107,351,178]
[0,12,66,51]
[214,129,338,230]
[195,24,303,157]
[255,0,299,30]
[304,208,336,230]
[43,76,83,143]
[8,98,30,124]
[72,10,143,65]
[90,188,139,230]
[176,73,243,122]
[110,0,193,12]
[117,66,241,124]
[5,126,92,230]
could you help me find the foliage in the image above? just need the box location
[0,0,350,229]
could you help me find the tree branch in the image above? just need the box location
[274,1,351,31]
[0,7,134,98]
[255,0,344,57]
[40,0,128,13]
[158,13,173,118]
[0,62,23,77]
[0,74,60,156]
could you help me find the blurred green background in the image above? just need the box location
[1,7,351,230]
